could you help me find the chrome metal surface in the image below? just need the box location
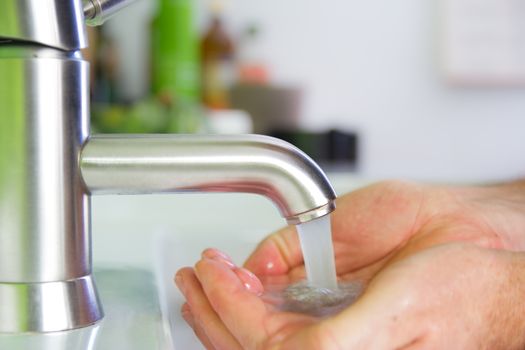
[80,135,337,224]
[0,45,102,332]
[0,0,86,50]
[83,0,138,26]
[0,277,102,333]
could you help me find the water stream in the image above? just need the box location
[296,214,338,289]
[263,214,363,317]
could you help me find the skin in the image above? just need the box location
[175,180,525,349]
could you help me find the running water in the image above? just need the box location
[262,214,363,317]
[295,214,338,289]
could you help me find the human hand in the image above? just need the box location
[176,181,525,349]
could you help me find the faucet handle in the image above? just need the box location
[83,0,137,26]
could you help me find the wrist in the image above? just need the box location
[487,182,525,250]
[452,182,525,250]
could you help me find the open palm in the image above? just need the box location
[176,181,525,349]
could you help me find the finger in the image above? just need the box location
[195,257,292,349]
[233,267,264,296]
[244,225,302,276]
[175,267,242,350]
[203,248,264,295]
[180,302,194,327]
[181,303,216,350]
[202,248,237,268]
[198,254,328,349]
[195,258,269,348]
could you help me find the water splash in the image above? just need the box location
[282,281,362,317]
[263,281,363,318]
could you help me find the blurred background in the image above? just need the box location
[84,0,525,183]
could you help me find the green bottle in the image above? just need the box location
[151,0,201,132]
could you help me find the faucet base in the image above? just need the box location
[0,275,103,333]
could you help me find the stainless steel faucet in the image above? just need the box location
[0,0,336,333]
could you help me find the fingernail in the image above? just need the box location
[234,267,263,296]
[202,249,236,268]
[202,248,233,262]
[209,255,236,269]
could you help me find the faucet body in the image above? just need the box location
[0,45,101,331]
[0,0,336,333]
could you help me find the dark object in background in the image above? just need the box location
[270,129,358,171]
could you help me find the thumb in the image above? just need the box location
[243,226,303,276]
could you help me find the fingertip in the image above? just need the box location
[181,302,190,313]
[244,237,290,276]
[194,257,211,274]
[181,308,194,328]
[175,267,194,293]
[198,248,239,272]
[195,257,232,283]
[195,258,261,301]
[181,302,193,325]
[175,266,194,278]
[174,273,184,292]
[200,256,241,278]
[202,248,233,261]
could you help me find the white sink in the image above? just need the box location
[93,193,286,350]
[154,232,263,349]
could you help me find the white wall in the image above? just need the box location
[199,0,525,182]
[114,0,525,182]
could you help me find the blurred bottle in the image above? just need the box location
[237,23,269,85]
[151,0,202,133]
[200,0,235,109]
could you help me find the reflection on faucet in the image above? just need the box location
[0,0,336,333]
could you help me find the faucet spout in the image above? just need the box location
[81,134,336,224]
